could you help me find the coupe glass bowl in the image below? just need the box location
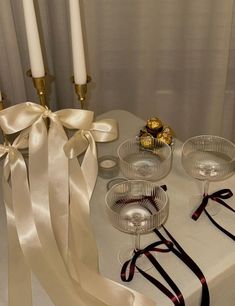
[105,180,169,235]
[182,135,235,182]
[105,180,169,267]
[182,135,235,216]
[117,137,172,180]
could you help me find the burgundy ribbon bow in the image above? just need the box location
[121,226,210,306]
[192,189,234,221]
[121,238,185,306]
[192,189,235,241]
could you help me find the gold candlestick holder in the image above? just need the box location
[27,70,47,107]
[73,75,91,109]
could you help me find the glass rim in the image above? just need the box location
[182,134,235,165]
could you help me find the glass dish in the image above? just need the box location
[117,137,172,180]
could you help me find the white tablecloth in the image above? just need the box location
[1,110,235,306]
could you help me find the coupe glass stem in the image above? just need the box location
[134,231,141,251]
[203,180,210,196]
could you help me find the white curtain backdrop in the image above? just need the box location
[0,0,235,142]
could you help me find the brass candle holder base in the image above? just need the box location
[27,70,47,107]
[73,75,91,109]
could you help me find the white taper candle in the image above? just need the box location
[69,0,87,85]
[22,0,45,78]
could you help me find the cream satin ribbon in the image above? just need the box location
[0,103,113,306]
[1,131,32,306]
[64,118,118,197]
[2,143,110,306]
[0,102,155,306]
[64,123,156,306]
[0,102,94,261]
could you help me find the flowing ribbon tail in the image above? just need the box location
[19,115,117,306]
[48,118,69,261]
[121,240,184,306]
[159,227,210,306]
[22,119,87,306]
[68,157,99,271]
[2,162,32,306]
[192,196,209,221]
[81,131,98,199]
[204,209,235,241]
[0,102,116,305]
[68,157,155,306]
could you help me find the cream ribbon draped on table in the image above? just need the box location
[0,102,155,306]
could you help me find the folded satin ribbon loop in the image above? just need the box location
[64,118,118,160]
[211,188,233,200]
[64,130,90,159]
[90,119,118,142]
[192,189,234,221]
[0,102,94,134]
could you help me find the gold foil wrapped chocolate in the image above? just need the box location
[146,117,163,135]
[147,117,163,131]
[139,133,154,149]
[162,125,174,137]
[157,132,172,145]
[139,117,174,147]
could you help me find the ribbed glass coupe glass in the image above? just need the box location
[105,180,168,269]
[182,135,235,215]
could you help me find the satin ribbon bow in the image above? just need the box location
[192,189,235,241]
[0,103,155,306]
[0,102,95,259]
[121,239,185,306]
[192,189,234,221]
[0,102,108,306]
[121,226,210,306]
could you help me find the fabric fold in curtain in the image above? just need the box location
[0,0,235,141]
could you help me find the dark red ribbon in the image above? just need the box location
[121,227,210,306]
[192,189,235,241]
[121,238,185,306]
[155,226,210,306]
[192,189,234,221]
[119,185,209,305]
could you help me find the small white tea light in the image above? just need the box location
[98,155,119,179]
